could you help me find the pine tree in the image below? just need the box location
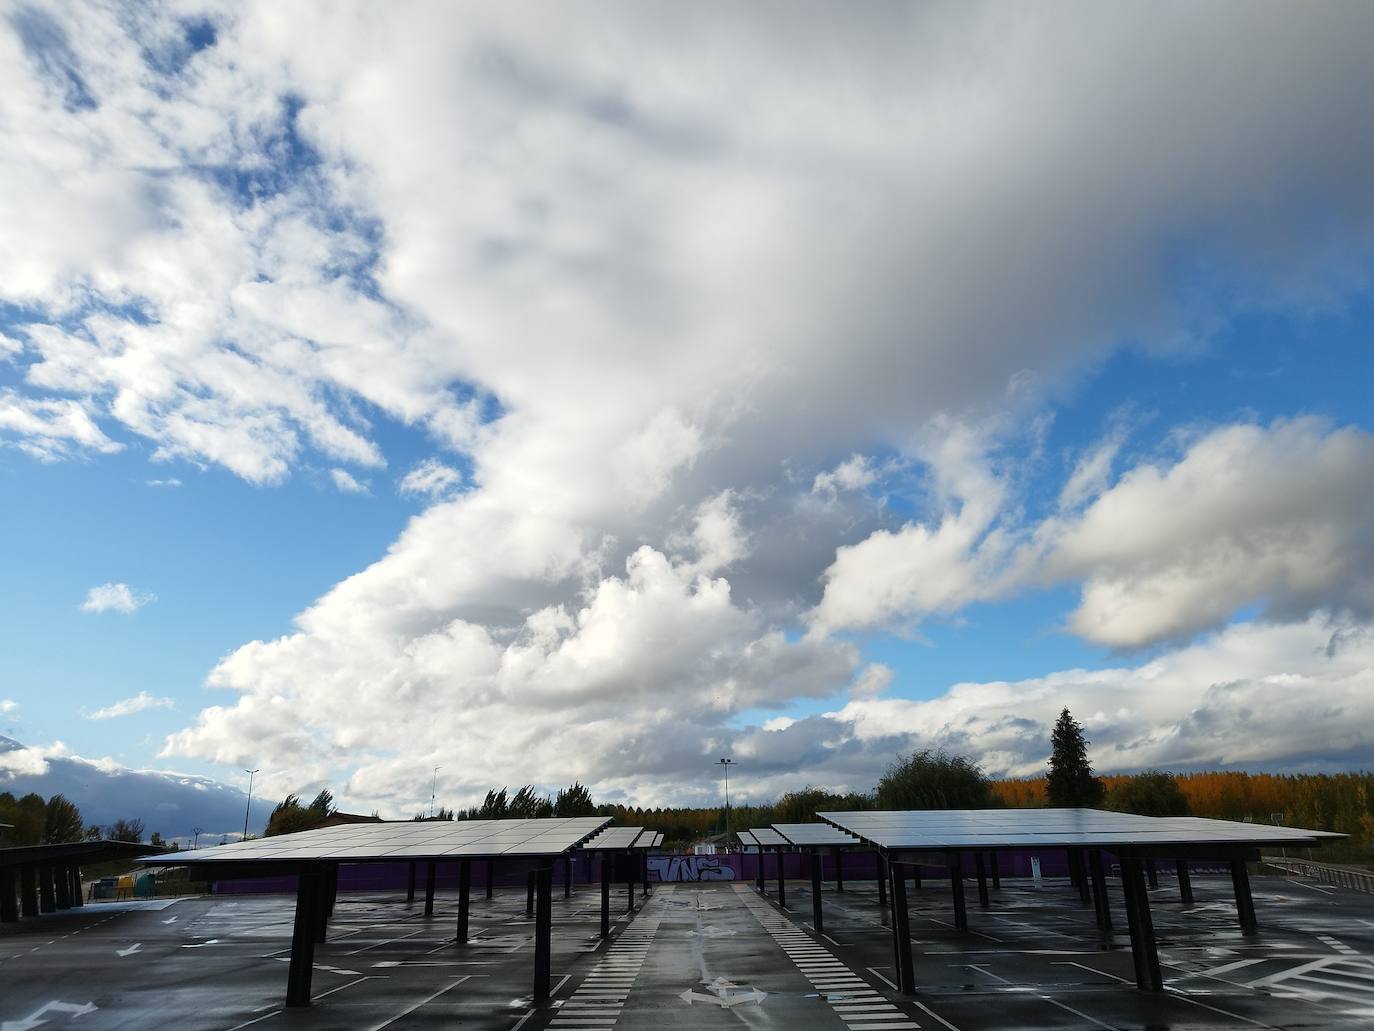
[1046,708,1105,806]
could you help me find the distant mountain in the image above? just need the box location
[0,736,272,847]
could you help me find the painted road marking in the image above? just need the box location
[736,884,920,1028]
[546,885,670,1030]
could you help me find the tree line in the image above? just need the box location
[0,791,164,847]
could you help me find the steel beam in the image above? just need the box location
[406,861,416,904]
[1120,855,1162,992]
[1230,859,1257,935]
[424,861,437,917]
[39,865,56,913]
[990,851,1001,889]
[70,865,83,907]
[974,851,990,908]
[1146,860,1158,889]
[755,849,765,893]
[457,859,471,943]
[527,870,536,917]
[599,854,612,939]
[0,866,17,922]
[487,859,495,900]
[564,854,572,899]
[776,848,786,908]
[1176,860,1194,905]
[889,862,915,994]
[20,864,38,918]
[1089,848,1112,935]
[810,849,824,934]
[876,852,888,921]
[834,847,844,892]
[285,867,321,1007]
[948,853,968,930]
[533,860,554,1003]
[626,854,635,912]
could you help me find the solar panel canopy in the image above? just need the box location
[735,830,759,848]
[773,823,862,847]
[747,827,789,847]
[582,826,644,851]
[819,809,1344,850]
[144,817,611,865]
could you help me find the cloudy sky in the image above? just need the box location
[3,1,1374,825]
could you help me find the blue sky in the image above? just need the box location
[3,2,1374,820]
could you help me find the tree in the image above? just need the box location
[0,792,46,845]
[107,818,145,843]
[774,787,871,824]
[1046,708,1106,807]
[307,790,335,819]
[43,794,85,843]
[149,831,166,848]
[554,782,596,817]
[266,794,319,836]
[477,788,509,819]
[877,750,998,810]
[1106,771,1190,817]
[509,785,553,819]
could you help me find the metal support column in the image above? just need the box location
[1120,855,1162,992]
[600,854,612,939]
[975,851,990,908]
[285,866,321,1007]
[39,865,56,913]
[912,865,921,890]
[55,864,72,909]
[564,854,572,899]
[313,864,333,943]
[876,852,888,922]
[1176,860,1194,906]
[834,847,844,892]
[776,848,786,908]
[810,849,824,934]
[1089,848,1112,935]
[424,862,436,917]
[626,853,636,912]
[755,850,765,893]
[406,861,416,905]
[533,860,554,1003]
[487,859,494,900]
[70,865,83,907]
[642,850,651,895]
[527,870,536,917]
[1146,860,1158,889]
[20,864,38,917]
[0,866,18,922]
[1230,858,1257,935]
[990,852,1000,889]
[889,862,916,995]
[948,853,968,931]
[457,860,471,944]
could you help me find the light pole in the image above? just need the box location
[716,758,735,847]
[430,766,442,819]
[243,768,260,840]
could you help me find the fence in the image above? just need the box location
[1264,857,1374,894]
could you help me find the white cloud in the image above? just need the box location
[329,468,369,495]
[84,691,176,720]
[813,455,877,496]
[398,458,463,499]
[81,583,156,615]
[0,699,17,715]
[0,746,50,777]
[0,3,1369,805]
[146,478,182,488]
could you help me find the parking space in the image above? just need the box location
[1,874,1372,1030]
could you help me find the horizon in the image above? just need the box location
[4,3,1374,826]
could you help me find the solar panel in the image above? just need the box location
[581,826,644,851]
[144,817,611,865]
[818,809,1344,850]
[773,823,862,847]
[651,832,664,847]
[631,829,657,848]
[735,829,759,847]
[748,827,790,847]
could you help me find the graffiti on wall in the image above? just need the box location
[650,856,737,882]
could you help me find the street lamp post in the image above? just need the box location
[716,758,735,847]
[243,768,260,840]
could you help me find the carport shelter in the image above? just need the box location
[819,808,1343,995]
[1,839,160,921]
[139,817,609,1008]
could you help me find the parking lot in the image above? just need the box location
[1,872,1372,1030]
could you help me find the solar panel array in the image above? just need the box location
[747,827,790,847]
[819,809,1344,850]
[147,817,611,865]
[736,830,758,847]
[773,823,863,847]
[583,826,644,851]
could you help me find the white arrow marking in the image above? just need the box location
[116,944,142,957]
[161,916,178,925]
[180,939,220,948]
[689,925,736,938]
[2,1000,98,1031]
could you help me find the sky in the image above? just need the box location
[2,1,1374,832]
